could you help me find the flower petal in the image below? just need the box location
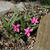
[14,27,17,31]
[16,24,20,27]
[27,27,29,30]
[12,24,15,27]
[32,20,35,23]
[16,28,20,32]
[27,33,30,36]
[35,19,39,23]
[33,17,36,21]
[30,29,33,32]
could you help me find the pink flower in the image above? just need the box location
[30,17,39,24]
[12,24,20,32]
[24,27,33,37]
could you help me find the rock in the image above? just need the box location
[16,2,26,11]
[37,12,50,36]
[0,1,15,16]
[0,2,26,16]
[33,13,50,50]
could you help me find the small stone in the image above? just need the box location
[11,43,15,47]
[8,13,13,17]
[0,1,15,16]
[34,11,36,13]
[32,37,36,40]
[5,43,9,46]
[39,11,42,13]
[0,41,3,45]
[31,47,33,50]
[26,41,30,45]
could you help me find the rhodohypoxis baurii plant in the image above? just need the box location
[12,17,39,37]
[30,17,39,24]
[1,7,39,43]
[1,6,49,43]
[24,27,33,36]
[12,24,20,32]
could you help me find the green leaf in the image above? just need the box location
[1,16,7,26]
[24,9,28,19]
[30,2,34,16]
[1,16,9,30]
[32,24,39,30]
[10,37,15,42]
[8,8,19,28]
[15,34,21,39]
[3,30,8,35]
[20,39,24,44]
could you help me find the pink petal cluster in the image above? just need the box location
[12,24,20,32]
[24,27,32,36]
[30,17,39,24]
